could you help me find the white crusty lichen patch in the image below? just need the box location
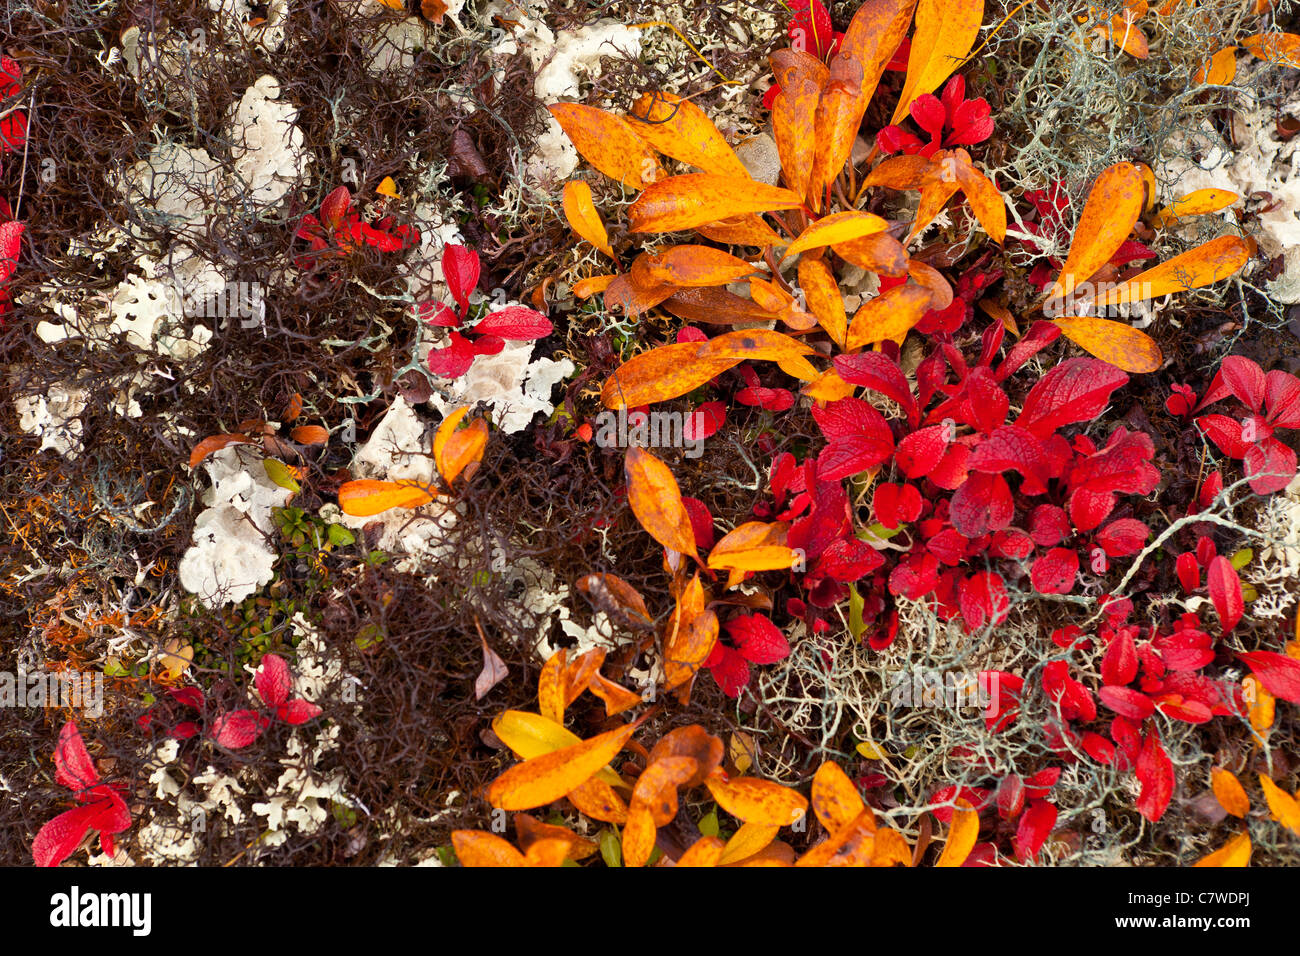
[509,559,623,662]
[225,74,309,208]
[178,445,295,608]
[15,384,88,458]
[427,336,574,435]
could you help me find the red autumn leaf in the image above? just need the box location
[959,571,1010,632]
[726,614,791,665]
[1265,368,1300,427]
[1095,518,1149,557]
[736,386,795,411]
[1207,555,1243,631]
[889,551,940,600]
[1237,651,1300,703]
[1196,413,1251,459]
[1015,358,1129,439]
[1175,552,1200,592]
[1135,730,1174,822]
[1027,504,1071,547]
[706,645,751,698]
[969,426,1049,491]
[278,698,324,725]
[1042,661,1096,721]
[442,244,480,317]
[895,425,949,478]
[427,331,479,379]
[1219,355,1266,412]
[813,398,895,480]
[872,482,922,529]
[833,352,919,426]
[255,653,291,708]
[1243,438,1297,495]
[1014,799,1058,863]
[997,774,1025,820]
[474,306,553,340]
[815,537,885,581]
[1098,685,1155,720]
[682,496,716,551]
[210,709,270,749]
[1101,629,1138,686]
[684,401,727,441]
[1067,488,1117,532]
[949,472,1014,537]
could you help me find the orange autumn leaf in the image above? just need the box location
[908,259,954,309]
[622,802,659,868]
[1244,675,1275,732]
[602,341,741,408]
[696,328,815,364]
[1193,47,1237,85]
[538,651,567,724]
[1052,317,1163,373]
[627,92,749,179]
[567,777,630,824]
[337,479,438,517]
[487,718,643,811]
[1240,33,1300,69]
[796,808,877,866]
[717,822,780,865]
[1096,10,1149,59]
[677,835,726,866]
[871,826,913,866]
[864,153,931,190]
[575,573,654,631]
[908,163,961,242]
[770,49,829,204]
[704,771,808,826]
[625,446,699,561]
[1194,830,1252,868]
[834,232,909,276]
[574,274,617,299]
[633,755,698,827]
[561,649,606,707]
[434,414,487,486]
[803,367,858,402]
[189,433,253,469]
[283,392,303,421]
[605,269,679,318]
[647,725,724,788]
[289,424,329,445]
[890,0,984,124]
[1092,235,1253,306]
[811,761,867,831]
[1151,188,1238,228]
[811,0,917,203]
[706,521,796,581]
[562,180,614,259]
[514,813,598,860]
[783,211,890,259]
[660,287,778,325]
[588,672,643,717]
[1211,768,1250,817]
[935,798,979,866]
[663,601,718,693]
[952,156,1007,244]
[628,174,804,234]
[749,276,792,313]
[1258,774,1300,836]
[845,283,934,350]
[548,103,664,190]
[1048,162,1145,303]
[643,245,756,287]
[799,256,848,348]
[720,841,796,866]
[451,830,526,866]
[695,213,785,247]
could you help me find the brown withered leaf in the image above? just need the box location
[660,287,779,325]
[448,129,489,180]
[475,630,508,700]
[625,447,699,561]
[576,573,655,631]
[628,174,803,233]
[548,103,664,190]
[627,92,749,178]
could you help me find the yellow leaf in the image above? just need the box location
[1151,188,1239,228]
[1258,774,1300,836]
[1053,317,1163,373]
[845,284,933,350]
[263,458,300,492]
[376,176,399,198]
[628,174,804,234]
[890,0,984,123]
[811,761,867,831]
[935,798,978,866]
[1048,162,1145,304]
[625,446,699,561]
[783,211,889,260]
[717,822,780,865]
[1093,235,1253,306]
[705,772,808,826]
[548,104,664,191]
[159,639,193,682]
[627,92,749,179]
[1211,768,1250,817]
[729,731,756,774]
[487,719,643,811]
[799,257,848,348]
[856,740,887,760]
[561,180,614,259]
[1194,830,1251,867]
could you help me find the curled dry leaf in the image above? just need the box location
[1052,317,1163,373]
[575,573,655,630]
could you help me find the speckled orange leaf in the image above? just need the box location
[707,521,796,578]
[720,841,796,866]
[935,799,979,866]
[628,174,804,234]
[588,673,642,717]
[1244,675,1275,731]
[1193,47,1238,85]
[548,103,664,190]
[871,826,912,866]
[562,180,614,258]
[1053,317,1163,373]
[604,271,679,318]
[1193,830,1251,867]
[803,368,857,402]
[452,830,526,866]
[1093,235,1253,306]
[538,651,566,724]
[633,755,698,827]
[1048,162,1145,302]
[625,446,700,561]
[567,777,629,824]
[627,92,749,179]
[784,211,889,259]
[890,0,984,123]
[770,49,829,204]
[435,415,487,486]
[799,256,848,348]
[677,836,726,866]
[487,718,643,811]
[705,771,808,826]
[1241,32,1300,68]
[808,57,863,212]
[796,809,877,866]
[953,157,1007,244]
[643,245,756,287]
[717,822,781,865]
[660,287,778,325]
[1151,188,1238,228]
[845,283,933,350]
[337,479,437,517]
[574,274,617,299]
[696,328,815,363]
[663,606,718,693]
[695,214,785,247]
[1258,774,1300,836]
[1211,768,1250,817]
[602,341,741,408]
[621,802,659,868]
[514,813,598,860]
[811,761,867,831]
[834,232,909,276]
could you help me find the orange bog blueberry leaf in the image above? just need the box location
[695,213,785,247]
[548,103,664,190]
[935,798,979,866]
[289,425,329,445]
[337,479,437,517]
[845,283,933,350]
[799,256,848,348]
[1093,235,1253,307]
[625,446,700,561]
[952,157,1007,244]
[538,651,567,724]
[627,92,749,179]
[1258,774,1300,836]
[1194,830,1251,867]
[562,180,614,259]
[487,718,643,811]
[870,826,912,866]
[811,760,867,831]
[434,413,487,486]
[452,830,527,867]
[696,328,815,363]
[643,245,756,287]
[770,49,830,204]
[890,0,984,124]
[602,341,741,408]
[1151,188,1238,228]
[783,211,889,259]
[717,822,780,865]
[628,174,804,233]
[1048,162,1145,303]
[677,835,727,866]
[514,813,598,860]
[1240,33,1300,69]
[1052,317,1163,373]
[1210,768,1250,817]
[567,777,630,824]
[704,771,808,826]
[796,809,877,866]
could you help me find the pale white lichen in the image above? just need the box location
[15,384,88,458]
[427,336,574,434]
[225,75,309,208]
